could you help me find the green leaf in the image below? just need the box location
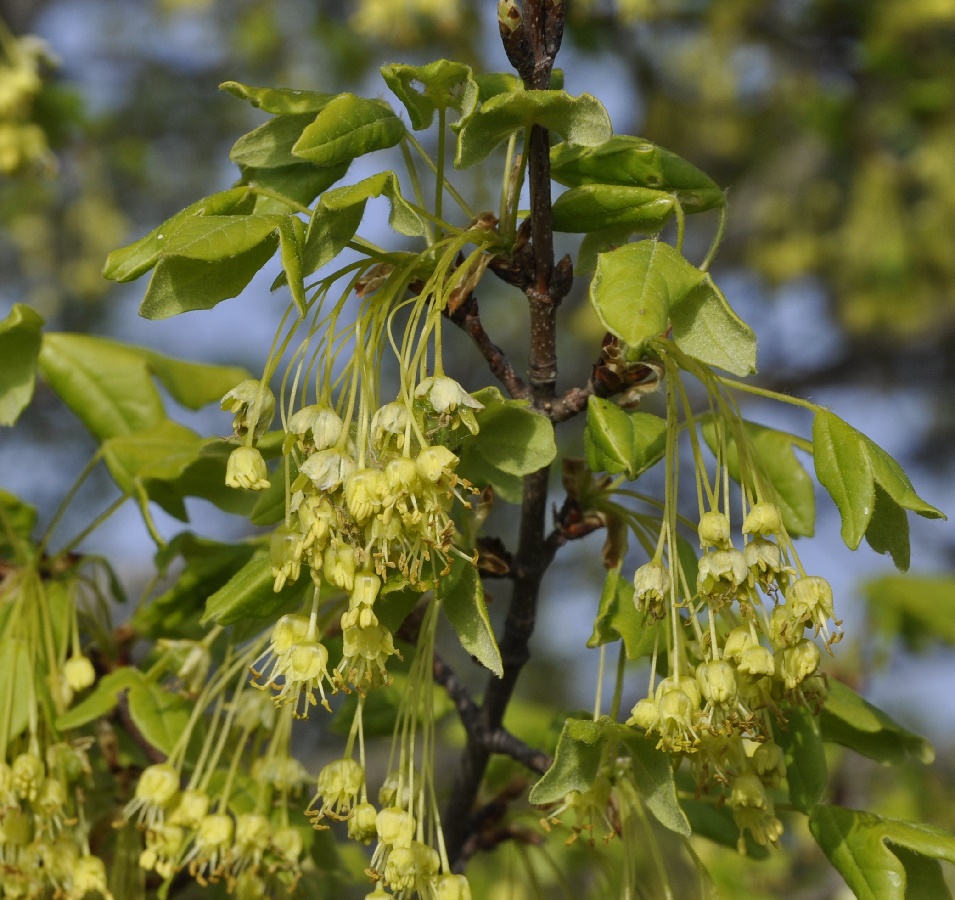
[617,727,692,836]
[141,215,284,261]
[278,216,307,316]
[528,716,604,805]
[681,799,769,859]
[220,81,338,115]
[201,551,310,626]
[100,421,208,494]
[135,534,257,640]
[0,304,43,426]
[301,171,424,275]
[292,94,405,167]
[55,667,147,731]
[381,60,478,129]
[138,351,250,411]
[0,488,37,561]
[242,161,350,213]
[810,806,955,900]
[127,682,194,757]
[103,187,255,283]
[700,418,815,537]
[590,240,704,354]
[591,568,662,661]
[455,90,612,169]
[773,706,827,813]
[584,397,666,480]
[550,137,725,213]
[139,237,279,319]
[863,575,955,651]
[552,184,675,233]
[820,679,934,766]
[813,410,944,567]
[441,558,502,678]
[38,333,166,440]
[0,638,32,740]
[230,113,323,169]
[670,277,757,376]
[576,225,639,276]
[457,388,556,503]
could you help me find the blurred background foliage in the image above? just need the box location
[2,1,955,896]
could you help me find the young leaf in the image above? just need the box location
[127,682,194,757]
[292,94,405,167]
[617,726,692,836]
[220,81,338,115]
[863,574,955,650]
[140,215,284,261]
[135,533,257,640]
[381,60,478,129]
[810,805,955,900]
[230,113,323,169]
[820,679,934,766]
[584,396,667,480]
[201,551,311,626]
[700,418,815,537]
[773,706,827,813]
[552,184,675,234]
[528,717,604,805]
[39,333,166,440]
[455,90,612,169]
[0,304,43,427]
[458,387,557,502]
[670,277,757,376]
[100,421,209,495]
[0,488,37,561]
[590,241,704,354]
[278,216,307,316]
[301,171,424,275]
[242,161,350,213]
[103,187,255,283]
[139,238,278,319]
[813,410,944,568]
[441,558,502,678]
[550,136,725,213]
[138,351,250,411]
[55,667,147,731]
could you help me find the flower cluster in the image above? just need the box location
[627,500,841,850]
[0,29,56,175]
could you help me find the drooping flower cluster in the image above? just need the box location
[617,354,845,853]
[0,28,56,175]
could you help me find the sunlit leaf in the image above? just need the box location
[820,679,934,766]
[590,240,703,354]
[220,81,338,115]
[552,184,675,233]
[670,277,757,376]
[863,574,955,651]
[441,558,502,677]
[381,60,477,129]
[813,410,944,568]
[551,136,725,212]
[617,726,692,836]
[810,805,955,900]
[0,304,43,427]
[455,89,612,169]
[292,94,405,167]
[528,717,604,805]
[584,396,666,480]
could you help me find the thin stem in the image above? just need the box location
[52,493,129,560]
[38,452,101,556]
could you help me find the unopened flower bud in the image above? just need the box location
[272,826,304,862]
[697,660,737,705]
[345,468,385,523]
[778,639,821,690]
[348,801,379,844]
[301,448,355,492]
[63,655,96,692]
[738,645,775,678]
[723,626,753,662]
[698,510,731,548]
[626,697,658,730]
[376,806,415,849]
[226,445,270,491]
[742,502,782,536]
[416,446,458,483]
[436,873,473,900]
[415,376,483,415]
